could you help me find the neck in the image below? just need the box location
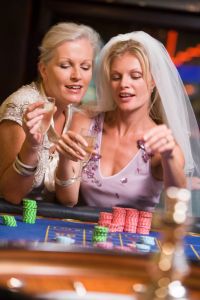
[106,108,153,137]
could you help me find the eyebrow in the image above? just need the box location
[111,69,142,73]
[59,58,92,62]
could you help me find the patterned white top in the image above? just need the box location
[0,82,70,193]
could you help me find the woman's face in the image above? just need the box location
[110,52,153,113]
[39,38,94,107]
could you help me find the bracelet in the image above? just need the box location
[55,173,78,187]
[12,154,37,177]
[16,154,38,170]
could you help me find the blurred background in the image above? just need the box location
[0,0,199,125]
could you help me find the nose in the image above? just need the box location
[70,67,81,81]
[120,75,130,88]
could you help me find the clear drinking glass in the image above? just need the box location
[76,128,97,179]
[38,96,55,134]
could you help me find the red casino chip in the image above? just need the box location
[98,212,113,227]
[109,223,121,232]
[137,217,152,228]
[136,227,150,235]
[123,225,137,233]
[124,208,139,232]
[111,207,126,228]
[139,211,153,218]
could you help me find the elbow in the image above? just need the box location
[55,189,79,207]
[56,193,78,207]
[57,198,78,207]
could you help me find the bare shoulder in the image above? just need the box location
[70,109,95,132]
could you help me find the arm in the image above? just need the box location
[0,101,46,204]
[144,124,186,188]
[0,121,39,204]
[54,112,92,206]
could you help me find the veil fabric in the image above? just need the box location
[95,31,200,178]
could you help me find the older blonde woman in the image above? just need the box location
[0,22,101,204]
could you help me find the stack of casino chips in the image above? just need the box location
[2,215,17,227]
[92,225,108,243]
[22,198,37,224]
[124,208,139,233]
[97,207,153,235]
[136,211,152,235]
[109,207,126,232]
[98,212,113,227]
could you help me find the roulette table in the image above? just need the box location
[0,198,200,299]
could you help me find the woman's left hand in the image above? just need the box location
[143,124,176,159]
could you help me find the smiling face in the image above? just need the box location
[39,38,94,108]
[109,51,153,113]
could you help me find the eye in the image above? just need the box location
[110,73,121,81]
[60,64,70,69]
[81,64,91,71]
[131,72,142,79]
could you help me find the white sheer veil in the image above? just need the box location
[95,31,200,178]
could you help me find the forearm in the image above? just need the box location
[0,139,39,204]
[162,155,186,188]
[0,168,34,204]
[55,157,80,206]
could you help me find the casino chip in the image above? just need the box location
[92,225,108,243]
[136,242,151,252]
[136,210,153,235]
[2,215,17,227]
[55,236,75,245]
[98,212,113,227]
[22,198,37,224]
[138,236,155,246]
[94,241,114,250]
[124,208,139,233]
[97,207,153,234]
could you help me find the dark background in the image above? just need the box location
[0,0,199,121]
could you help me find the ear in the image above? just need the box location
[38,62,47,80]
[150,78,155,92]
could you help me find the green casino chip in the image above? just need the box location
[2,215,17,227]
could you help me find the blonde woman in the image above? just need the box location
[0,22,101,204]
[58,31,200,209]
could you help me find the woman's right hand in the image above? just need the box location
[22,101,46,148]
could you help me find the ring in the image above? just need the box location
[23,116,27,124]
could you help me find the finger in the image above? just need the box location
[29,121,43,134]
[143,124,168,140]
[24,115,43,127]
[67,131,88,147]
[159,140,175,152]
[147,136,175,153]
[144,129,172,149]
[61,134,87,156]
[56,144,82,161]
[58,138,86,159]
[25,101,45,113]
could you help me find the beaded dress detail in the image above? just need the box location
[80,113,163,210]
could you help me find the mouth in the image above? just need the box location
[65,85,82,91]
[119,92,135,100]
